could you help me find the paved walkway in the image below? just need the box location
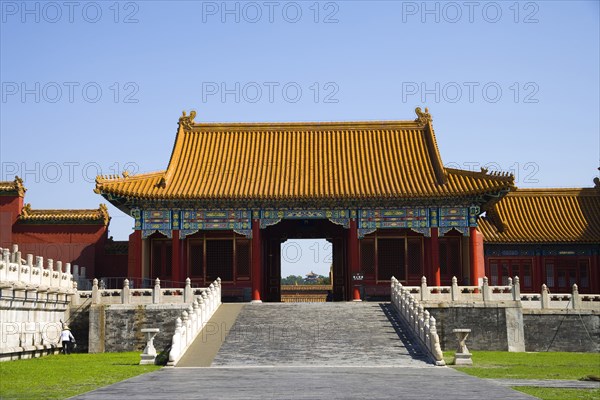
[70,302,546,399]
[72,366,538,399]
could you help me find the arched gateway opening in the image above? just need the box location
[263,219,347,302]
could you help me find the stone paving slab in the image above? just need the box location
[71,366,537,400]
[486,378,600,389]
[211,302,431,367]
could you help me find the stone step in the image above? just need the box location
[210,302,431,367]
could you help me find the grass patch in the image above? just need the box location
[0,352,161,399]
[514,387,600,400]
[445,351,600,380]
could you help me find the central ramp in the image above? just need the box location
[209,302,431,367]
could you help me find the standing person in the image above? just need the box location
[60,325,75,355]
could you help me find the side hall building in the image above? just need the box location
[0,177,127,280]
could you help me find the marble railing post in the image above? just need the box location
[71,280,80,306]
[512,276,521,301]
[0,249,9,281]
[201,291,209,322]
[72,265,79,289]
[168,318,183,364]
[153,278,161,304]
[420,276,429,301]
[181,311,189,346]
[91,278,100,304]
[11,244,18,262]
[184,278,192,303]
[122,279,130,304]
[451,276,459,301]
[429,317,444,365]
[208,283,215,310]
[572,284,581,309]
[192,300,200,331]
[540,284,549,309]
[216,278,222,305]
[482,276,492,301]
[187,305,195,344]
[423,310,431,344]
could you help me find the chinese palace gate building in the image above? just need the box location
[93,108,599,300]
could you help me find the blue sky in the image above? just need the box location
[1,1,599,276]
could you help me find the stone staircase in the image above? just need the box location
[200,302,431,367]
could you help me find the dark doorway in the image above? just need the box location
[262,219,347,301]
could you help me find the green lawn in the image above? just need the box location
[445,351,600,380]
[445,351,600,400]
[0,352,161,400]
[515,387,600,400]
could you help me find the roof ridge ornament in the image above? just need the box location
[179,110,197,129]
[21,203,32,217]
[414,107,432,125]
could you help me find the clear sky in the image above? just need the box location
[1,1,599,277]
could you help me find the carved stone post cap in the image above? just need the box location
[452,328,471,333]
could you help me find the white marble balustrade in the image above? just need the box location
[400,276,599,310]
[0,244,77,361]
[391,276,445,366]
[167,278,221,366]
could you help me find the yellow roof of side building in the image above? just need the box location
[478,188,600,244]
[18,203,110,225]
[95,108,514,205]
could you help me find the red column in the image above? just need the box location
[171,230,180,285]
[469,227,485,286]
[348,219,361,301]
[430,227,441,286]
[251,219,262,302]
[127,230,143,281]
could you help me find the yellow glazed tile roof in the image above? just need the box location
[19,203,110,225]
[95,109,514,203]
[0,176,26,196]
[478,188,600,243]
